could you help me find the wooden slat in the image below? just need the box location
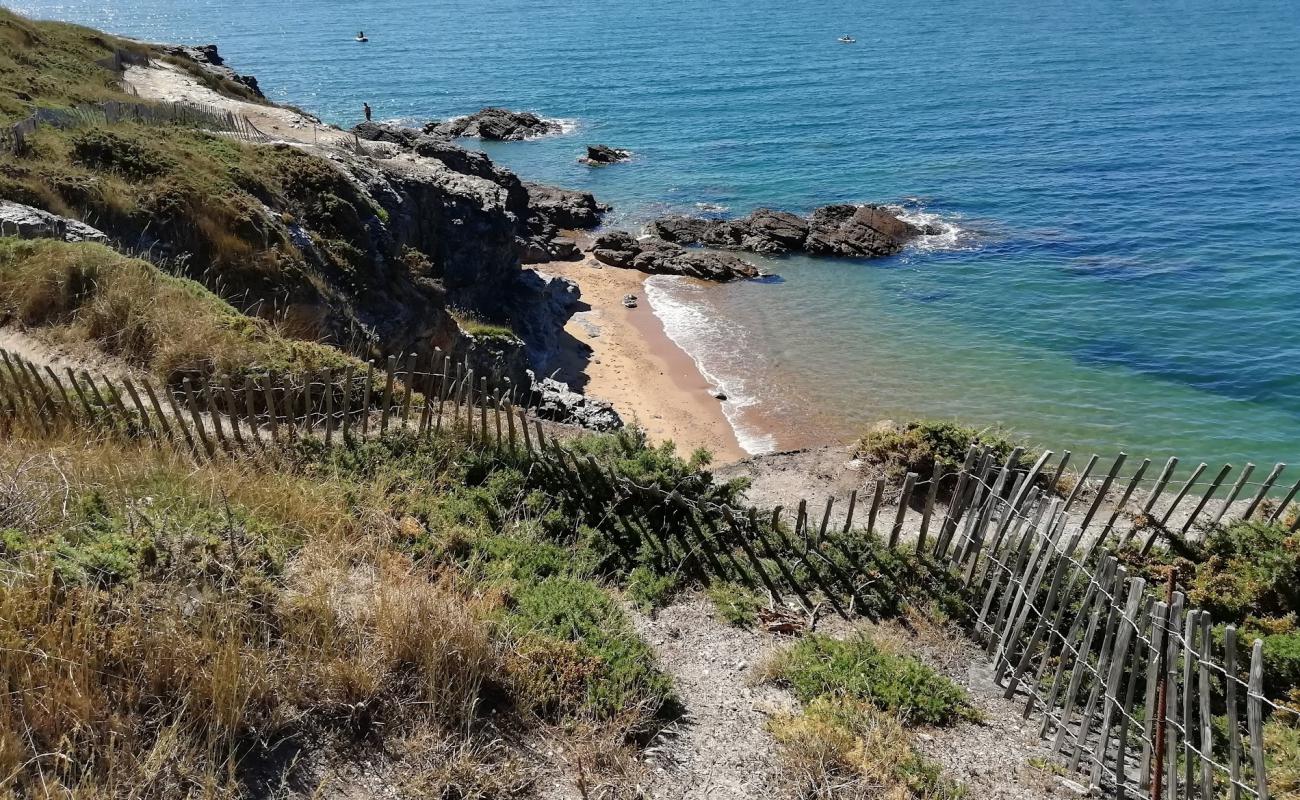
[323,368,335,445]
[380,355,396,434]
[917,462,941,551]
[1079,452,1127,534]
[400,353,416,428]
[1242,463,1285,522]
[889,472,916,548]
[1210,462,1256,529]
[1061,453,1100,516]
[1104,457,1150,543]
[340,366,354,439]
[1183,610,1199,796]
[1182,463,1233,535]
[1198,613,1214,800]
[1224,625,1242,800]
[1088,577,1147,789]
[1164,592,1186,800]
[866,477,885,535]
[1159,461,1209,528]
[361,360,374,437]
[1248,639,1268,800]
[1139,600,1170,790]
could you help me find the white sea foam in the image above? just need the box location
[889,202,972,252]
[643,276,777,455]
[695,202,730,214]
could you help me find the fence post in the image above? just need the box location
[401,353,416,428]
[262,374,281,442]
[139,377,176,444]
[1159,461,1209,528]
[340,366,354,439]
[323,368,335,445]
[1224,625,1242,800]
[1103,457,1150,542]
[1061,453,1100,516]
[1088,577,1147,789]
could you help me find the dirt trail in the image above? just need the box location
[629,596,799,800]
[124,61,350,148]
[0,327,139,380]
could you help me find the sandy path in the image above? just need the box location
[124,61,349,147]
[541,253,747,465]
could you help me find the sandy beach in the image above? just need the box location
[539,249,747,465]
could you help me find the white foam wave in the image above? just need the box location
[695,202,730,214]
[643,276,777,455]
[545,116,580,136]
[889,203,972,252]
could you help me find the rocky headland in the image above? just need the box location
[651,203,938,258]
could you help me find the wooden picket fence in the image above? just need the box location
[1,99,271,154]
[1,343,1297,799]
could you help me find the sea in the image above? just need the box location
[12,0,1300,465]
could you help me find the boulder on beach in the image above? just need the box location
[427,107,563,141]
[531,377,623,431]
[651,203,930,259]
[591,231,760,282]
[580,144,632,165]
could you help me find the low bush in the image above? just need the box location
[707,581,765,627]
[768,632,977,727]
[856,419,1038,497]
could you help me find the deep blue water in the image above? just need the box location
[11,0,1300,464]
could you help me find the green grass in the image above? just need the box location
[769,632,978,727]
[707,581,765,626]
[450,310,519,342]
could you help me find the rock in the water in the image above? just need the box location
[651,203,926,259]
[530,377,623,431]
[523,182,608,229]
[352,121,422,148]
[0,201,109,244]
[804,203,921,258]
[429,107,563,141]
[580,144,632,165]
[591,231,760,282]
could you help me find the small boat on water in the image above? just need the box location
[355,31,369,42]
[838,35,856,43]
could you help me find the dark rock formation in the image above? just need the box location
[427,108,563,141]
[591,231,760,282]
[530,377,623,431]
[523,183,607,229]
[155,44,264,99]
[580,144,631,165]
[352,121,421,148]
[651,203,928,259]
[508,270,581,369]
[0,201,109,243]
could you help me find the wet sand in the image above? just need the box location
[540,252,747,465]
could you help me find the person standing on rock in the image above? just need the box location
[363,102,372,122]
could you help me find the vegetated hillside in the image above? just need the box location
[0,238,357,381]
[0,8,591,389]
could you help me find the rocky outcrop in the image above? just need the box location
[580,144,631,165]
[530,377,623,431]
[353,121,421,148]
[651,203,933,259]
[426,108,562,141]
[523,183,607,229]
[155,44,264,98]
[591,231,760,282]
[0,201,109,243]
[508,269,581,370]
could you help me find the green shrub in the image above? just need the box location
[856,420,1036,495]
[1189,521,1300,623]
[707,581,764,627]
[627,566,680,611]
[505,577,675,721]
[771,633,977,726]
[70,128,174,180]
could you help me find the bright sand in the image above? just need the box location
[540,253,747,465]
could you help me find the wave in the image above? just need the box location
[889,200,976,253]
[643,276,777,455]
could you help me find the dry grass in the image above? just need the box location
[768,699,963,800]
[0,238,356,382]
[0,431,511,798]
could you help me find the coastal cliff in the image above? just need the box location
[0,22,608,403]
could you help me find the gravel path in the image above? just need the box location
[629,596,800,800]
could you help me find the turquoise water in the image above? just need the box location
[12,0,1300,464]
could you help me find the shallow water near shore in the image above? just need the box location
[14,0,1300,466]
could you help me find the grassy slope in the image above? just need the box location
[0,238,356,380]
